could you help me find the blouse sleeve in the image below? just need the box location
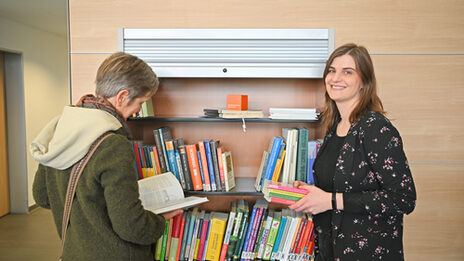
[343,117,417,216]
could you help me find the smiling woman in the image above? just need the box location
[289,43,416,261]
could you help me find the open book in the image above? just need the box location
[138,172,209,214]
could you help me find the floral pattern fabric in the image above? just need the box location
[313,111,416,261]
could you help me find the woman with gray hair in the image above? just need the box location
[31,52,182,260]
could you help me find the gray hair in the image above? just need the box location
[95,52,159,101]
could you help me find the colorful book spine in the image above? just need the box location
[296,128,309,182]
[165,140,180,181]
[267,183,309,195]
[269,197,297,206]
[185,144,203,191]
[168,214,183,261]
[204,140,217,191]
[210,140,223,191]
[263,137,283,181]
[198,141,212,191]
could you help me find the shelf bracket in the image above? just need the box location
[241,118,247,133]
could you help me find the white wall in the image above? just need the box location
[0,15,69,208]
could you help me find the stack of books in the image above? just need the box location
[131,126,236,192]
[262,181,308,205]
[269,108,318,120]
[154,199,315,261]
[220,109,264,119]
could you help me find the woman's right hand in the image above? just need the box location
[161,209,183,220]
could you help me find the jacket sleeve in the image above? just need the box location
[91,135,166,245]
[343,117,417,216]
[32,164,51,209]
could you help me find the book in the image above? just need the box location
[262,211,281,260]
[268,192,304,202]
[263,137,283,182]
[179,145,194,190]
[188,210,203,261]
[184,208,198,260]
[131,141,144,180]
[165,140,180,182]
[266,181,309,195]
[179,212,191,260]
[216,146,226,192]
[204,140,218,191]
[176,213,186,261]
[158,127,173,172]
[256,211,274,259]
[206,212,229,261]
[197,213,210,260]
[296,128,309,182]
[193,211,205,260]
[219,202,237,261]
[307,140,320,185]
[168,214,183,261]
[233,204,250,261]
[271,145,286,182]
[254,151,269,192]
[227,199,247,260]
[155,228,164,260]
[198,141,212,191]
[222,151,236,191]
[153,129,168,173]
[219,109,264,119]
[140,98,155,117]
[185,144,204,191]
[160,220,170,261]
[203,108,220,118]
[271,210,288,261]
[210,140,223,191]
[173,139,187,189]
[138,172,208,214]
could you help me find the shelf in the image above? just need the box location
[184,177,263,196]
[128,116,319,123]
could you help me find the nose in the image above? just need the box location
[331,71,342,82]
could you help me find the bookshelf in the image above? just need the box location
[126,77,325,204]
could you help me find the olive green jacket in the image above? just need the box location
[31,106,165,261]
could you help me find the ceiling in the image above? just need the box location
[0,0,67,37]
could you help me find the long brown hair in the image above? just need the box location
[321,43,385,134]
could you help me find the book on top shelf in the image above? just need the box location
[219,109,264,119]
[138,172,208,214]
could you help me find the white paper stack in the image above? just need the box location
[269,108,319,120]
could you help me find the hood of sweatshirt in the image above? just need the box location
[30,106,123,170]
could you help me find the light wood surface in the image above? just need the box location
[373,55,464,162]
[404,163,464,260]
[0,52,10,217]
[69,0,464,53]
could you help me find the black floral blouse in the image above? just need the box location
[313,111,417,261]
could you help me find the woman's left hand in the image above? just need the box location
[289,184,332,215]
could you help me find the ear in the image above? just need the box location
[114,89,130,106]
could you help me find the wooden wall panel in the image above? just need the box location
[373,55,464,162]
[70,54,108,103]
[69,0,464,53]
[403,164,464,260]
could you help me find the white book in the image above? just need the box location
[288,129,299,184]
[269,107,317,114]
[138,172,208,214]
[222,151,236,191]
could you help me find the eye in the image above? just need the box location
[328,68,335,73]
[344,71,352,75]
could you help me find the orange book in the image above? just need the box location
[294,218,308,254]
[186,144,203,191]
[298,217,313,255]
[289,217,303,255]
[227,94,248,111]
[197,141,211,191]
[272,150,286,182]
[152,146,162,175]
